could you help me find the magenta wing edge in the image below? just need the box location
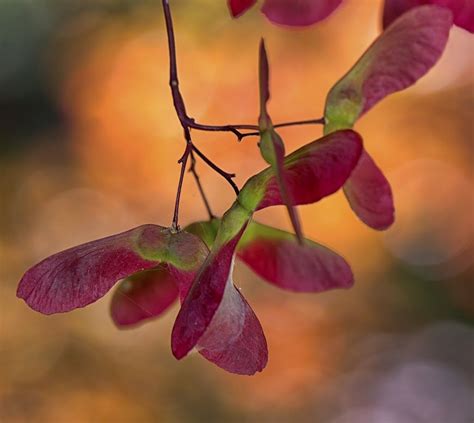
[228,0,257,17]
[383,0,474,33]
[17,225,163,315]
[237,221,354,292]
[261,0,343,27]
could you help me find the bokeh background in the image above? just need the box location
[1,1,473,422]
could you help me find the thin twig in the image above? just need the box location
[274,117,325,129]
[189,150,215,220]
[184,118,249,140]
[185,118,326,141]
[162,0,240,226]
[240,117,326,139]
[172,141,192,230]
[192,144,239,195]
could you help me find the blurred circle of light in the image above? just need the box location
[373,361,473,423]
[329,408,418,423]
[405,321,474,370]
[384,159,473,278]
[66,28,218,140]
[329,323,474,423]
[63,25,222,206]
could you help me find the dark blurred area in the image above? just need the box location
[1,1,473,422]
[0,0,160,154]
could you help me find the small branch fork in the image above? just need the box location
[161,0,324,228]
[163,0,236,229]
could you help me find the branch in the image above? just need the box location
[185,118,326,141]
[274,117,325,129]
[240,117,326,139]
[192,145,239,196]
[162,1,325,225]
[162,0,187,124]
[162,0,240,226]
[184,118,249,141]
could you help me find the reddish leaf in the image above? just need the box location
[251,129,363,210]
[105,224,267,374]
[169,266,202,301]
[174,214,269,375]
[110,263,202,329]
[343,149,394,230]
[17,225,207,315]
[110,266,179,328]
[197,271,268,375]
[324,5,453,132]
[186,219,354,293]
[229,0,257,17]
[383,0,474,32]
[323,6,450,230]
[453,1,474,31]
[238,221,353,292]
[172,227,246,360]
[261,0,343,26]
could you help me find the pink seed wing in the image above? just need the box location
[238,221,353,292]
[343,149,395,230]
[17,225,166,315]
[110,266,179,328]
[256,130,363,209]
[383,0,473,32]
[262,0,343,27]
[197,274,267,375]
[325,5,453,132]
[171,233,242,360]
